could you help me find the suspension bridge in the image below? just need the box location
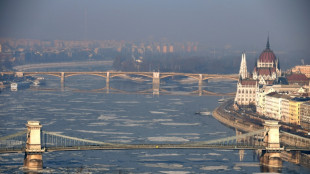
[1,120,310,170]
[0,128,269,153]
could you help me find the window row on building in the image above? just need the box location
[257,92,310,127]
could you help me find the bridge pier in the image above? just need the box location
[260,151,282,173]
[106,72,110,84]
[24,121,44,171]
[235,129,245,161]
[106,72,110,93]
[198,74,203,96]
[60,72,65,91]
[153,72,160,95]
[263,120,283,151]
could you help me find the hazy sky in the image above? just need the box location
[0,0,309,53]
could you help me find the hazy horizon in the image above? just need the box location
[1,0,310,56]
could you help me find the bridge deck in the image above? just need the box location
[1,71,239,80]
[46,144,265,152]
[2,144,309,154]
[0,145,265,153]
[1,127,310,153]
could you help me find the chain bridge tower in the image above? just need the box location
[24,121,44,170]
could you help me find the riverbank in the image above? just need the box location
[212,106,260,132]
[213,99,310,136]
[213,99,310,145]
[13,61,113,71]
[213,99,310,167]
[212,99,262,132]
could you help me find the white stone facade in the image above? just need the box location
[255,85,308,115]
[300,102,310,129]
[265,94,282,120]
[281,98,290,123]
[234,81,257,106]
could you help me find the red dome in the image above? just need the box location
[259,49,276,63]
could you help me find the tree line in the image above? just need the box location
[113,54,241,74]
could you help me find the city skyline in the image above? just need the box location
[1,1,310,172]
[0,0,310,55]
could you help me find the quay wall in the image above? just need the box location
[212,100,310,147]
[213,100,310,168]
[212,107,261,132]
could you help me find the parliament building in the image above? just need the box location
[234,37,281,106]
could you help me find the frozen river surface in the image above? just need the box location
[0,64,309,173]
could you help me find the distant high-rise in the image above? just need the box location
[117,47,122,52]
[169,45,174,53]
[187,45,191,52]
[156,45,161,52]
[193,45,197,52]
[94,48,99,54]
[162,45,167,53]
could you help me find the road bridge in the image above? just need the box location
[1,120,309,170]
[1,71,238,95]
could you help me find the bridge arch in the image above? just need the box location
[158,73,202,80]
[109,72,153,79]
[201,90,236,96]
[23,72,63,78]
[65,72,107,79]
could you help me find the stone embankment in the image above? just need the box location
[212,107,261,132]
[212,100,262,132]
[212,99,310,147]
[213,100,310,167]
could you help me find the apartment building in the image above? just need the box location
[265,93,282,120]
[300,101,310,129]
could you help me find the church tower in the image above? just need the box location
[235,52,257,106]
[239,53,248,79]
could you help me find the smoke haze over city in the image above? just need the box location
[2,1,310,173]
[0,0,310,55]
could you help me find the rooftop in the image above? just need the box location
[287,73,308,81]
[292,97,310,102]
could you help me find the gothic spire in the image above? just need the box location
[266,35,270,49]
[239,52,248,80]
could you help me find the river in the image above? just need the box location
[0,62,309,173]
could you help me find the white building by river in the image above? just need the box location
[235,37,280,106]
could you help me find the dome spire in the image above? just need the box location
[266,34,270,49]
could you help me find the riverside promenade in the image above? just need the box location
[213,99,310,146]
[212,99,262,132]
[212,99,310,145]
[216,99,308,134]
[213,99,310,167]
